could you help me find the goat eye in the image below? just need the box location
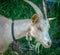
[38,27,42,31]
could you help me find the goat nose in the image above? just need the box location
[47,42,51,46]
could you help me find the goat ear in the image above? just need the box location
[31,14,38,24]
[48,18,56,21]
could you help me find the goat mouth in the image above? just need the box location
[42,43,51,48]
[41,41,51,48]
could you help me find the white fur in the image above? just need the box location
[0,15,52,55]
[0,0,52,55]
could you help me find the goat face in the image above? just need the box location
[30,14,51,48]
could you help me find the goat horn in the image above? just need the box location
[24,0,43,19]
[42,0,47,19]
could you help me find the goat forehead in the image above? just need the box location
[37,22,49,29]
[38,19,49,24]
[39,20,50,28]
[32,19,50,31]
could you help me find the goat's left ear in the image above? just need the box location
[31,14,38,24]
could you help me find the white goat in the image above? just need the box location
[0,0,55,55]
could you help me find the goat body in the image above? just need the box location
[0,15,32,54]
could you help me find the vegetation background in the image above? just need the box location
[0,0,60,55]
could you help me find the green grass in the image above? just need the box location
[0,0,60,55]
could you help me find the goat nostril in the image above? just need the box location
[47,42,51,46]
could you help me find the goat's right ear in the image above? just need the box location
[31,14,38,24]
[48,18,56,21]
